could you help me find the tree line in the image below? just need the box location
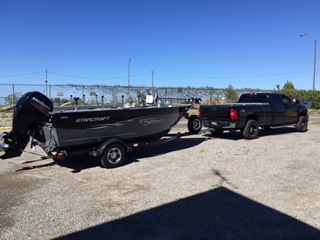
[224,81,320,109]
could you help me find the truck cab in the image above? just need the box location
[238,93,306,126]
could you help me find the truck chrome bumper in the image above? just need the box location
[203,120,236,129]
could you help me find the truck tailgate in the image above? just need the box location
[200,105,231,121]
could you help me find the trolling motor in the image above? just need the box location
[1,91,53,159]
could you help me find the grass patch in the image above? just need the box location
[1,114,9,119]
[0,112,13,127]
[0,112,13,118]
[308,109,320,115]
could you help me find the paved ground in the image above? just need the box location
[0,119,320,240]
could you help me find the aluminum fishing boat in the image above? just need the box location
[1,91,191,167]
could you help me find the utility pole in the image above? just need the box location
[152,70,154,90]
[45,69,48,96]
[128,59,131,98]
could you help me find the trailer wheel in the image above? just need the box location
[296,116,308,132]
[188,115,202,134]
[243,119,259,139]
[101,143,126,168]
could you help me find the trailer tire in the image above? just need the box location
[243,119,259,139]
[296,116,308,132]
[101,143,126,168]
[188,115,202,134]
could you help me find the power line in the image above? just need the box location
[48,71,152,80]
[0,71,153,80]
[156,70,315,80]
[0,71,45,78]
[0,69,315,85]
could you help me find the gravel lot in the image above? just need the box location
[0,120,320,240]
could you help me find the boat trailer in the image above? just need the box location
[1,131,192,168]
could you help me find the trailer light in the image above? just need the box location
[230,109,238,120]
[57,153,66,160]
[89,150,100,157]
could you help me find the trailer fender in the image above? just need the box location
[95,139,128,156]
[89,139,128,168]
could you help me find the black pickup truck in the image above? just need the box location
[188,93,308,139]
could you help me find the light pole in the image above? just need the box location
[128,59,131,97]
[300,33,317,90]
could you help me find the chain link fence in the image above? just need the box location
[0,83,270,107]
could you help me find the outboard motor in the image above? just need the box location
[1,91,53,159]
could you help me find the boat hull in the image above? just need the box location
[42,105,190,150]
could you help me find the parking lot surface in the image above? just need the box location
[0,122,320,239]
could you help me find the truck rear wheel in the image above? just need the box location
[243,120,259,139]
[101,143,126,168]
[296,116,308,132]
[188,115,202,134]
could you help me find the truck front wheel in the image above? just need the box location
[243,120,259,139]
[188,115,202,134]
[296,116,308,132]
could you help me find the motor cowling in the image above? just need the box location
[1,91,53,159]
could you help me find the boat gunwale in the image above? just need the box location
[50,104,192,114]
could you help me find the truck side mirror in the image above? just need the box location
[293,99,299,105]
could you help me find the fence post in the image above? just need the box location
[12,84,15,104]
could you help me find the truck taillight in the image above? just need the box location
[199,108,202,118]
[230,108,238,120]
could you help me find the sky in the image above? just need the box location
[0,0,319,94]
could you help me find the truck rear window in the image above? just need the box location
[238,94,268,103]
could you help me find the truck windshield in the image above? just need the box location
[238,94,268,103]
